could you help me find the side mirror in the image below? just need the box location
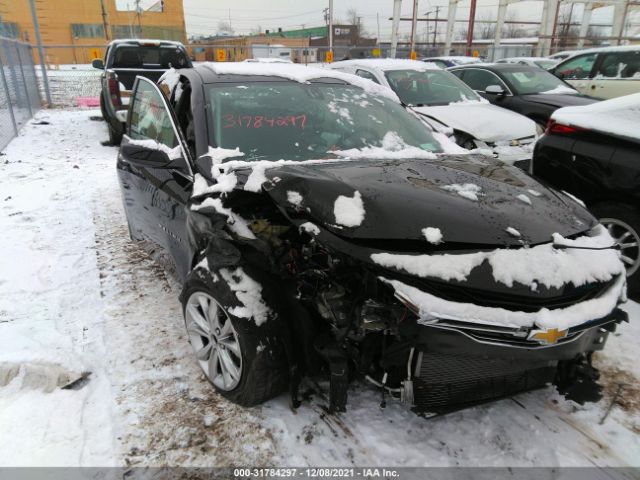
[485,84,505,96]
[121,140,179,169]
[92,58,104,70]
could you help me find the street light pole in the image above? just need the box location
[433,6,440,47]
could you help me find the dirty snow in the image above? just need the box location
[528,189,543,197]
[422,227,443,245]
[1,110,639,468]
[441,183,482,201]
[334,191,365,228]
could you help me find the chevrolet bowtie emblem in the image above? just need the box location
[528,328,568,345]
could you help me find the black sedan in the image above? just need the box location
[117,62,626,415]
[449,63,598,132]
[532,100,640,299]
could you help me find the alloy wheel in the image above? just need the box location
[601,218,640,277]
[185,292,243,391]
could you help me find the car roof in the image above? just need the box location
[178,62,401,102]
[108,38,185,48]
[330,58,441,71]
[449,63,541,72]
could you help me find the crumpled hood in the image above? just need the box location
[261,155,595,247]
[522,93,598,108]
[412,103,535,143]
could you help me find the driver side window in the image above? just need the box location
[556,54,597,79]
[129,80,178,149]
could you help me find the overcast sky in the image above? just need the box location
[179,0,619,40]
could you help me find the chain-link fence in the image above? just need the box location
[0,36,42,151]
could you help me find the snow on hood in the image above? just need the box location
[331,131,437,160]
[412,103,536,143]
[552,93,640,141]
[540,85,579,94]
[372,225,625,290]
[383,274,625,331]
[202,62,400,102]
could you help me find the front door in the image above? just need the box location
[119,77,194,278]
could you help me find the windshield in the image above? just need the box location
[208,82,441,161]
[501,68,575,94]
[384,69,481,106]
[111,45,189,69]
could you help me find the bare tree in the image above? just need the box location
[216,21,234,36]
[475,12,495,39]
[346,7,368,37]
[503,12,527,38]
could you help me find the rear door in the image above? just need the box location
[552,52,598,94]
[588,49,640,99]
[119,76,194,278]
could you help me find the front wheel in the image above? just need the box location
[181,266,288,406]
[590,203,640,300]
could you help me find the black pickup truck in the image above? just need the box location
[92,39,192,144]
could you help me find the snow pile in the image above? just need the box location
[528,189,542,197]
[334,191,365,228]
[383,274,625,330]
[203,62,400,102]
[506,227,521,237]
[287,191,303,206]
[192,172,237,196]
[551,93,640,141]
[299,222,320,236]
[372,225,625,290]
[441,183,482,201]
[220,267,271,326]
[125,136,183,160]
[517,194,532,205]
[191,197,256,239]
[331,131,437,160]
[422,227,443,245]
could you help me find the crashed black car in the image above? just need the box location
[117,63,627,414]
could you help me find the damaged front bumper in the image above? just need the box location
[377,275,627,412]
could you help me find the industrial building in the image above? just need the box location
[0,0,187,64]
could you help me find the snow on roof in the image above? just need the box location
[552,93,640,141]
[330,58,440,71]
[436,56,483,63]
[202,62,400,102]
[564,45,640,56]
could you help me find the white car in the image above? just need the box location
[550,45,640,99]
[328,59,537,165]
[497,57,558,70]
[547,50,579,62]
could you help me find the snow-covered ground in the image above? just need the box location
[0,110,639,467]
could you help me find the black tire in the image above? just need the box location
[590,203,640,300]
[181,265,288,406]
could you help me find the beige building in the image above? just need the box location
[0,0,187,64]
[191,35,313,63]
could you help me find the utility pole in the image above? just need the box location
[376,12,381,48]
[390,0,402,58]
[135,0,142,33]
[99,0,110,41]
[466,0,477,56]
[433,6,440,47]
[410,0,419,59]
[328,0,333,60]
[28,0,52,105]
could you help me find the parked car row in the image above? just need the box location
[113,58,631,417]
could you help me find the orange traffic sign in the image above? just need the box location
[410,50,417,60]
[325,50,334,63]
[216,49,227,62]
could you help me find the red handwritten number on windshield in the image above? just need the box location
[222,114,306,129]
